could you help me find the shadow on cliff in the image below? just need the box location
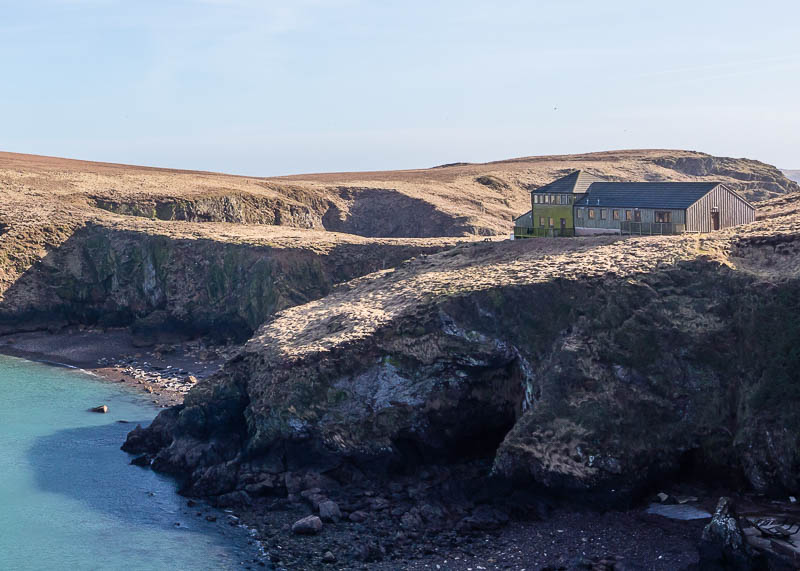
[0,222,455,342]
[322,187,480,237]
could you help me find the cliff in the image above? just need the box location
[0,218,459,341]
[125,193,800,508]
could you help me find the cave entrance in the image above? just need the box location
[389,361,526,474]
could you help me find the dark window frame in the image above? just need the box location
[654,210,672,223]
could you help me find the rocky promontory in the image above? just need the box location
[126,192,800,512]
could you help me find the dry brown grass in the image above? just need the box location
[1,149,796,315]
[2,148,794,241]
[246,193,800,363]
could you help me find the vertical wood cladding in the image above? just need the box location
[686,184,755,232]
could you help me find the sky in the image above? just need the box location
[1,0,798,176]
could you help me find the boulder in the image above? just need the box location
[130,455,150,467]
[400,510,422,530]
[457,504,510,531]
[89,405,108,413]
[348,510,368,523]
[318,500,341,523]
[292,515,323,535]
[698,497,759,570]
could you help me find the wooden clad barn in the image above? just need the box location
[685,183,756,232]
[573,182,755,235]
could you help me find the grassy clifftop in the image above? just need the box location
[2,149,796,241]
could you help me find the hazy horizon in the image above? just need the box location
[2,1,798,176]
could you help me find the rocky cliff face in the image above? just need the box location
[0,221,458,342]
[125,201,800,509]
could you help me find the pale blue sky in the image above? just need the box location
[1,0,798,175]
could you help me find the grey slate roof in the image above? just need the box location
[574,182,721,209]
[514,210,532,226]
[531,170,607,194]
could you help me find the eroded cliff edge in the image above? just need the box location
[125,197,800,510]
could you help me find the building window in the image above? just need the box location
[549,194,556,204]
[600,208,607,220]
[613,209,620,220]
[588,209,595,219]
[634,210,642,222]
[625,210,632,221]
[576,208,583,218]
[548,217,554,227]
[560,218,567,228]
[655,211,672,223]
[561,194,568,205]
[539,216,545,227]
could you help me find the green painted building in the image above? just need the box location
[530,170,605,237]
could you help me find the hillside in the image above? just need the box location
[1,150,796,243]
[2,149,794,343]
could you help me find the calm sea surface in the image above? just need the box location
[0,355,258,570]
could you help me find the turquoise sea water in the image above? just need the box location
[0,355,258,571]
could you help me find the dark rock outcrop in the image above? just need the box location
[125,231,800,511]
[698,498,758,570]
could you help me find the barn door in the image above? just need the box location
[711,211,720,230]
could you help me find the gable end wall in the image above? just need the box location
[686,184,756,232]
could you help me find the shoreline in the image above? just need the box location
[0,328,239,408]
